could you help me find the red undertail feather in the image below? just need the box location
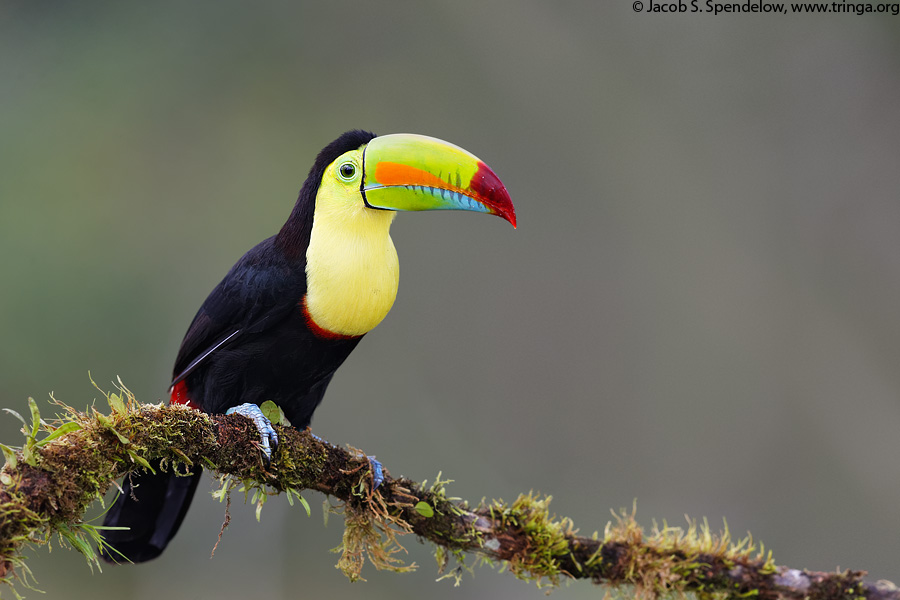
[170,380,199,410]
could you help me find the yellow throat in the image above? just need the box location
[304,156,399,337]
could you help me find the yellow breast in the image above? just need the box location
[304,175,399,337]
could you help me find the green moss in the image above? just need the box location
[330,494,417,581]
[1,381,868,600]
[591,507,777,598]
[481,492,576,587]
[0,379,219,592]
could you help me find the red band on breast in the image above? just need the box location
[300,296,358,341]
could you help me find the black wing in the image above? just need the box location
[170,236,307,387]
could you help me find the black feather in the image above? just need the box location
[171,129,376,385]
[275,129,377,258]
[100,463,201,563]
[102,130,376,563]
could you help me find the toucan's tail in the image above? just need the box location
[100,461,202,563]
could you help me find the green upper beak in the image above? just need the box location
[361,133,516,228]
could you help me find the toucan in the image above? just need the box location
[100,130,515,563]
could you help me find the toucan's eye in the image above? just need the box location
[338,162,356,181]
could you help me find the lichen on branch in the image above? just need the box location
[0,382,897,600]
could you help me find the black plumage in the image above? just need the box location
[99,128,516,564]
[101,130,376,563]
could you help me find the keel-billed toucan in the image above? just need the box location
[100,130,515,563]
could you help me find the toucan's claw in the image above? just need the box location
[309,429,384,490]
[368,456,384,490]
[226,403,279,461]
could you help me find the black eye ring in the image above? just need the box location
[338,162,356,180]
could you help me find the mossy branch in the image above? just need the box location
[0,385,898,600]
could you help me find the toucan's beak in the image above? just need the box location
[362,133,516,228]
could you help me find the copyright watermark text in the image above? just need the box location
[631,0,900,15]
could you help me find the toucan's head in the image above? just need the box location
[286,130,515,337]
[279,131,514,246]
[308,130,515,226]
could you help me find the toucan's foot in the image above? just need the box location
[226,403,279,461]
[368,456,384,490]
[308,429,383,489]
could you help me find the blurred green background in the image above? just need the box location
[3,2,900,598]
